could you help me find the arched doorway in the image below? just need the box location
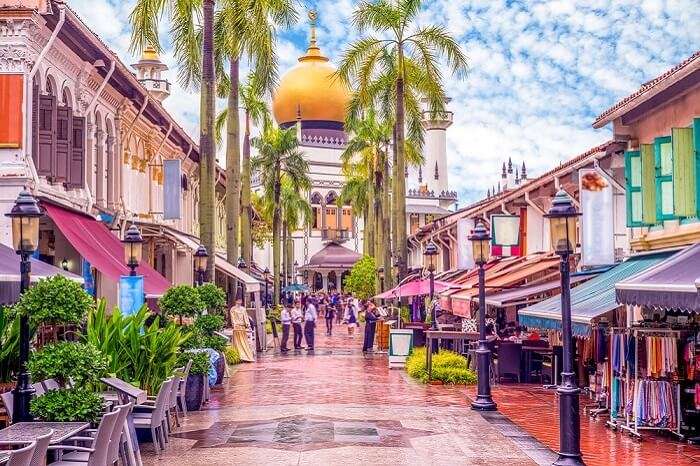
[327,271,337,292]
[313,272,323,292]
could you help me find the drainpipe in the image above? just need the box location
[24,1,66,186]
[85,59,115,116]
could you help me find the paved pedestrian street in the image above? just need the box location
[143,329,549,465]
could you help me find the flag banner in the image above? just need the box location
[119,275,144,316]
[491,214,521,257]
[579,168,615,266]
[163,159,182,219]
[457,218,474,269]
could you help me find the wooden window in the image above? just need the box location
[325,207,337,230]
[654,136,674,221]
[671,126,695,218]
[341,207,352,230]
[0,74,23,148]
[54,105,71,183]
[68,116,85,188]
[625,150,643,227]
[410,213,419,234]
[36,93,55,177]
[311,206,321,230]
[640,144,657,225]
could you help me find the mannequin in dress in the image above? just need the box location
[228,298,255,362]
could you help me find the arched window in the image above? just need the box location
[310,192,323,230]
[324,191,338,230]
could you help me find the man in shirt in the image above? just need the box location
[291,301,303,350]
[280,302,292,353]
[304,297,318,351]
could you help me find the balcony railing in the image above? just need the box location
[140,78,171,93]
[322,228,350,242]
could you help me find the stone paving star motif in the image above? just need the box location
[172,414,436,452]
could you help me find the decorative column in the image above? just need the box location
[322,271,329,292]
[106,135,116,208]
[95,129,105,206]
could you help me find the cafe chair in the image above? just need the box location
[1,391,13,423]
[42,379,61,392]
[145,368,183,430]
[133,378,173,454]
[29,429,53,466]
[176,359,193,417]
[8,441,36,466]
[62,403,132,466]
[496,342,522,383]
[46,408,120,466]
[31,383,46,397]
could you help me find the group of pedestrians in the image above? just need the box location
[277,292,382,354]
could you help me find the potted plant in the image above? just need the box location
[194,315,228,384]
[158,285,204,325]
[28,341,108,389]
[30,388,103,422]
[176,352,210,411]
[197,284,227,316]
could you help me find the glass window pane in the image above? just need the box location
[631,191,642,223]
[661,181,674,216]
[660,142,672,176]
[630,156,641,186]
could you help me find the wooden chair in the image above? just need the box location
[133,378,173,454]
[29,429,53,466]
[8,441,36,466]
[47,408,120,465]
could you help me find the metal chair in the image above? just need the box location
[133,378,173,454]
[31,382,45,397]
[61,403,132,466]
[1,390,13,423]
[47,408,120,465]
[8,441,36,466]
[176,359,192,417]
[496,342,522,383]
[42,379,61,391]
[29,429,53,466]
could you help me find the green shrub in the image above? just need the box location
[223,346,241,365]
[197,284,227,315]
[30,388,103,422]
[180,326,204,350]
[29,342,108,389]
[201,334,228,352]
[405,347,476,385]
[17,275,93,325]
[176,351,210,375]
[195,314,225,336]
[159,285,204,320]
[343,256,377,300]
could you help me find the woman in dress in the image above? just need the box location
[228,298,255,362]
[345,298,358,337]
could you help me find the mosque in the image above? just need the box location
[251,12,458,291]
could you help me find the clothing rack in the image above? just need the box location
[618,327,683,440]
[606,327,629,429]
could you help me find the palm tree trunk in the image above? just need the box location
[366,176,376,258]
[272,172,281,305]
[282,219,288,290]
[240,111,252,265]
[391,122,398,270]
[394,48,407,280]
[362,206,369,256]
[382,156,392,289]
[286,233,294,283]
[374,161,383,267]
[199,0,216,281]
[225,58,241,265]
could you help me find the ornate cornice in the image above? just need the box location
[0,17,41,72]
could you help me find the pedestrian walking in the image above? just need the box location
[304,297,318,350]
[363,302,379,353]
[280,302,292,352]
[345,298,358,337]
[325,294,336,336]
[291,300,303,349]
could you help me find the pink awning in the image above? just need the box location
[374,278,458,300]
[43,203,170,297]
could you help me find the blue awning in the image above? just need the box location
[518,251,676,337]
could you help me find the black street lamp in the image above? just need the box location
[545,189,583,466]
[293,260,299,284]
[423,241,438,331]
[194,244,208,286]
[6,188,42,422]
[263,267,270,309]
[377,266,385,293]
[469,221,497,411]
[237,256,247,269]
[122,224,144,277]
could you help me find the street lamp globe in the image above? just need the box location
[468,221,491,265]
[194,245,208,273]
[122,224,144,275]
[545,189,580,255]
[263,267,270,277]
[237,256,247,269]
[6,189,42,254]
[423,241,438,272]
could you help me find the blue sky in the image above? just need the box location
[70,0,700,205]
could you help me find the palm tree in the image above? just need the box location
[215,0,296,266]
[337,0,467,280]
[252,125,309,305]
[279,177,312,286]
[130,0,217,280]
[338,174,370,254]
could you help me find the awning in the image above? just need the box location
[0,243,84,305]
[518,251,676,336]
[42,203,170,297]
[406,204,452,215]
[374,278,458,300]
[616,244,700,312]
[481,275,592,307]
[163,228,261,292]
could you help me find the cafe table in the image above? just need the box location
[0,422,89,446]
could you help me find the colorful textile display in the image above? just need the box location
[644,336,678,378]
[633,379,677,429]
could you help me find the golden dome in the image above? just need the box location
[272,13,350,126]
[141,46,159,61]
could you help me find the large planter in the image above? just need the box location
[185,374,205,412]
[214,352,225,385]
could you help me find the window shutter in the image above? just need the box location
[640,144,656,225]
[624,150,642,227]
[54,105,71,183]
[31,83,39,169]
[68,116,85,188]
[654,136,674,221]
[37,94,55,177]
[695,118,700,218]
[672,127,695,217]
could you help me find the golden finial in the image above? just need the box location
[300,9,327,61]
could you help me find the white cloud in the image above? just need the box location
[68,0,700,204]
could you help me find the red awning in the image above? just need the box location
[43,203,170,297]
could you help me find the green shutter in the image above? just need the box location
[625,150,642,227]
[672,127,695,217]
[640,144,656,224]
[695,118,700,218]
[654,136,674,221]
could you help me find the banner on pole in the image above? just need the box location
[119,275,144,316]
[490,214,521,257]
[163,159,182,220]
[579,169,615,266]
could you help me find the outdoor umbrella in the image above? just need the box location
[373,278,458,300]
[282,283,310,293]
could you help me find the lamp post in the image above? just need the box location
[237,256,247,302]
[469,221,497,411]
[193,245,208,286]
[293,260,299,284]
[423,241,438,331]
[545,189,583,466]
[263,267,270,309]
[122,224,144,277]
[6,189,42,422]
[392,256,403,328]
[377,266,385,293]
